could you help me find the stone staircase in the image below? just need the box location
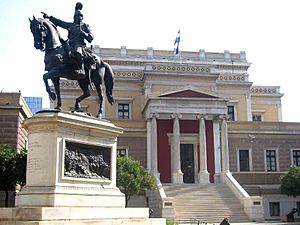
[163,183,251,224]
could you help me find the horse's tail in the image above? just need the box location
[102,61,114,105]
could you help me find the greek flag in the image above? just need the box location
[174,30,180,55]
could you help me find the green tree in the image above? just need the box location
[280,165,300,197]
[0,145,27,207]
[116,156,156,207]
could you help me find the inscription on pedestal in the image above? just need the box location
[27,141,42,174]
[64,141,111,180]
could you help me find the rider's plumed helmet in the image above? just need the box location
[75,2,83,11]
[73,2,83,22]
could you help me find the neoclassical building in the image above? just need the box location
[55,47,300,223]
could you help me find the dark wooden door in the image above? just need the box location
[180,144,194,183]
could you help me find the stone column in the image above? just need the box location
[151,113,160,178]
[146,118,152,170]
[246,93,252,121]
[277,103,283,121]
[197,114,210,183]
[213,117,221,183]
[220,115,230,172]
[171,113,183,183]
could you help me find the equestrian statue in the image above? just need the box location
[29,2,114,118]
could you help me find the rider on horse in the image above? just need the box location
[42,2,96,75]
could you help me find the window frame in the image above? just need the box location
[269,202,280,217]
[291,149,300,166]
[117,102,131,119]
[252,114,263,121]
[251,109,265,122]
[264,148,279,172]
[117,146,129,157]
[236,148,252,172]
[227,105,236,121]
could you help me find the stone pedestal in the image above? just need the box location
[0,111,165,225]
[16,111,124,208]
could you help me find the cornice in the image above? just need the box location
[250,86,283,96]
[146,63,211,74]
[217,74,248,82]
[60,80,79,89]
[114,71,144,81]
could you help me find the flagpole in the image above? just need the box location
[179,47,182,64]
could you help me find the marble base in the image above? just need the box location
[198,171,210,183]
[0,207,165,225]
[16,185,125,207]
[172,171,183,183]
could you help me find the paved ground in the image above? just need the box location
[177,222,300,225]
[227,223,300,225]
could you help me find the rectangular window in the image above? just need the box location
[239,149,250,171]
[227,106,235,121]
[252,114,262,121]
[269,202,280,217]
[293,150,300,166]
[117,148,128,157]
[118,103,130,119]
[266,150,277,172]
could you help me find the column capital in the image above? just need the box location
[197,114,211,120]
[149,113,159,119]
[213,115,221,121]
[170,113,182,119]
[219,114,229,121]
[196,114,205,120]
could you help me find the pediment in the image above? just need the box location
[158,87,222,99]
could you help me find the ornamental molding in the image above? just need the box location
[147,64,211,74]
[217,74,247,82]
[106,60,145,67]
[250,86,281,95]
[114,71,144,80]
[60,80,79,89]
[215,65,249,71]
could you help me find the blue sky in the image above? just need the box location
[1,0,300,122]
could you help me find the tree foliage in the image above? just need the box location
[280,165,300,197]
[0,145,27,207]
[116,156,156,207]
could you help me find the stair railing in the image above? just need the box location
[221,171,264,222]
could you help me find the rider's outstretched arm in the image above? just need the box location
[42,12,71,30]
[49,16,72,30]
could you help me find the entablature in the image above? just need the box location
[142,96,228,120]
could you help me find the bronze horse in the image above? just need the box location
[29,16,114,118]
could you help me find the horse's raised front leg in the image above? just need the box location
[75,79,90,112]
[51,77,61,110]
[43,72,57,101]
[43,67,62,105]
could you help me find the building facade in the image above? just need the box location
[0,92,32,207]
[54,47,300,222]
[0,92,32,152]
[24,97,42,114]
